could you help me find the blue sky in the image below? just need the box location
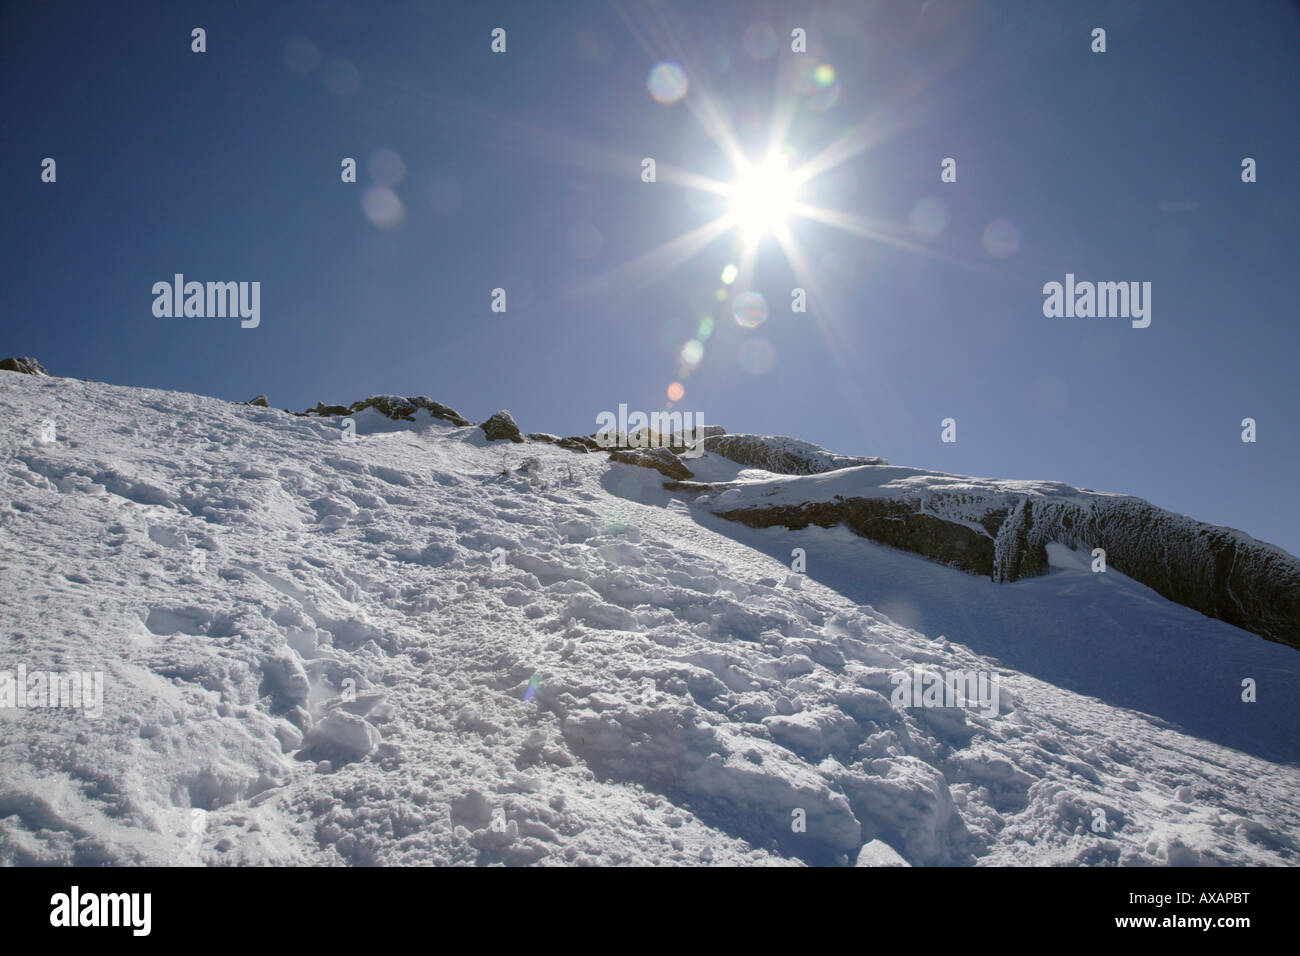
[3,0,1298,555]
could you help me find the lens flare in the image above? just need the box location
[647,61,689,104]
[981,219,1022,258]
[681,339,704,367]
[698,315,715,340]
[322,57,360,96]
[732,290,769,328]
[603,502,629,532]
[362,186,404,229]
[667,382,685,402]
[813,63,836,86]
[523,675,541,703]
[720,264,738,284]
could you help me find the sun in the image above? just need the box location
[728,152,799,243]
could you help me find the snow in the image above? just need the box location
[1,371,1297,866]
[681,456,1287,559]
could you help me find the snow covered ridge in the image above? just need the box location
[672,466,1300,649]
[3,362,1300,867]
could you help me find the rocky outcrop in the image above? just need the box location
[718,496,994,576]
[246,394,270,407]
[1011,496,1300,648]
[0,357,49,375]
[662,480,713,493]
[528,433,603,453]
[609,446,695,481]
[480,410,524,443]
[292,394,471,426]
[298,401,351,417]
[704,434,887,475]
[696,480,1300,649]
[351,395,470,426]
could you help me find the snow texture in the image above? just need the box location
[1,372,1297,866]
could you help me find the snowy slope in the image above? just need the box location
[1,371,1297,866]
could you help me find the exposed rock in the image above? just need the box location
[609,446,695,481]
[246,394,270,407]
[298,401,351,417]
[0,357,49,375]
[561,435,603,453]
[292,395,470,426]
[480,410,524,443]
[689,477,1300,648]
[662,480,713,493]
[528,433,602,453]
[719,496,993,576]
[705,434,886,475]
[411,396,471,425]
[348,394,470,426]
[658,424,725,455]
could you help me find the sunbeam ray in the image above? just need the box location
[792,201,1000,279]
[571,214,734,300]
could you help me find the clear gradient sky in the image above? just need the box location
[3,0,1297,555]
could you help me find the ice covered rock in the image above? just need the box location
[698,464,1300,646]
[992,497,1049,583]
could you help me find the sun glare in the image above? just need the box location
[728,153,798,242]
